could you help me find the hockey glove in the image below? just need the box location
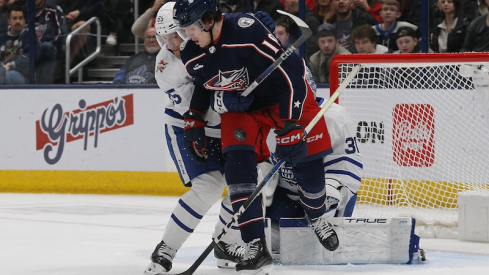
[211,91,254,114]
[252,11,275,32]
[258,161,280,207]
[183,110,208,162]
[274,121,308,167]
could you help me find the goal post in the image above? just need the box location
[329,53,489,235]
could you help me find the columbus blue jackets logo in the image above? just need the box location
[204,67,249,91]
[238,17,255,28]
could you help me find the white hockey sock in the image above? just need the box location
[163,171,225,250]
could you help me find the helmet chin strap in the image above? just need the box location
[203,20,216,52]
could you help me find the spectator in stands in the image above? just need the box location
[232,0,284,20]
[309,23,351,83]
[353,0,383,22]
[0,0,9,33]
[351,25,388,53]
[402,0,476,28]
[57,0,103,65]
[34,0,64,84]
[284,0,322,62]
[328,0,378,53]
[430,0,472,53]
[461,0,489,52]
[393,26,434,53]
[131,0,165,39]
[372,0,418,52]
[113,27,159,84]
[0,5,28,84]
[316,0,335,22]
[274,15,299,48]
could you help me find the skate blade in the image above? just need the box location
[216,259,237,269]
[239,265,272,275]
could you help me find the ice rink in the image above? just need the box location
[1,193,489,275]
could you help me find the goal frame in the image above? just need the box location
[330,52,489,91]
[328,52,489,234]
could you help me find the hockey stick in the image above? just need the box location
[240,10,312,97]
[172,64,362,275]
[170,11,312,275]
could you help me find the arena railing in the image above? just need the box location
[65,17,102,84]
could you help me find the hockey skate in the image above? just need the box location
[235,238,273,274]
[143,240,177,275]
[214,240,246,269]
[309,214,339,251]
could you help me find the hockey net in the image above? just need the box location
[330,53,489,236]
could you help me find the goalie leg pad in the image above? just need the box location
[279,217,422,265]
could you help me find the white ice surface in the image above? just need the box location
[1,193,488,275]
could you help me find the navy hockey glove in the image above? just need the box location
[183,110,208,162]
[274,121,308,167]
[253,11,275,32]
[211,91,254,114]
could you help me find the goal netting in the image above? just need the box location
[330,53,489,236]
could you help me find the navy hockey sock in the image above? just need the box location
[294,158,327,219]
[224,150,265,242]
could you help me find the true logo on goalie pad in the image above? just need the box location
[393,104,435,167]
[344,218,387,224]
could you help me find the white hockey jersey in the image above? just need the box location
[275,102,363,200]
[155,45,221,138]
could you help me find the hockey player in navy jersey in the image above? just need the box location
[145,3,282,274]
[174,0,339,272]
[143,3,244,274]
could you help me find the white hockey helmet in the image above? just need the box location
[155,1,180,48]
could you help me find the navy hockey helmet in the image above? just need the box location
[173,0,217,29]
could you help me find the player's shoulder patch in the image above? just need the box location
[237,17,255,28]
[180,37,190,51]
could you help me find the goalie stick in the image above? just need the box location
[170,14,362,275]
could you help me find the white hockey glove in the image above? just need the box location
[258,161,279,207]
[324,178,344,219]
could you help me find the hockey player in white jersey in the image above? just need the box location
[261,99,363,252]
[143,2,243,274]
[260,100,426,264]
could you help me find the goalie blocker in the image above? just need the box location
[276,217,424,264]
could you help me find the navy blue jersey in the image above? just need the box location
[180,13,311,121]
[35,4,65,44]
